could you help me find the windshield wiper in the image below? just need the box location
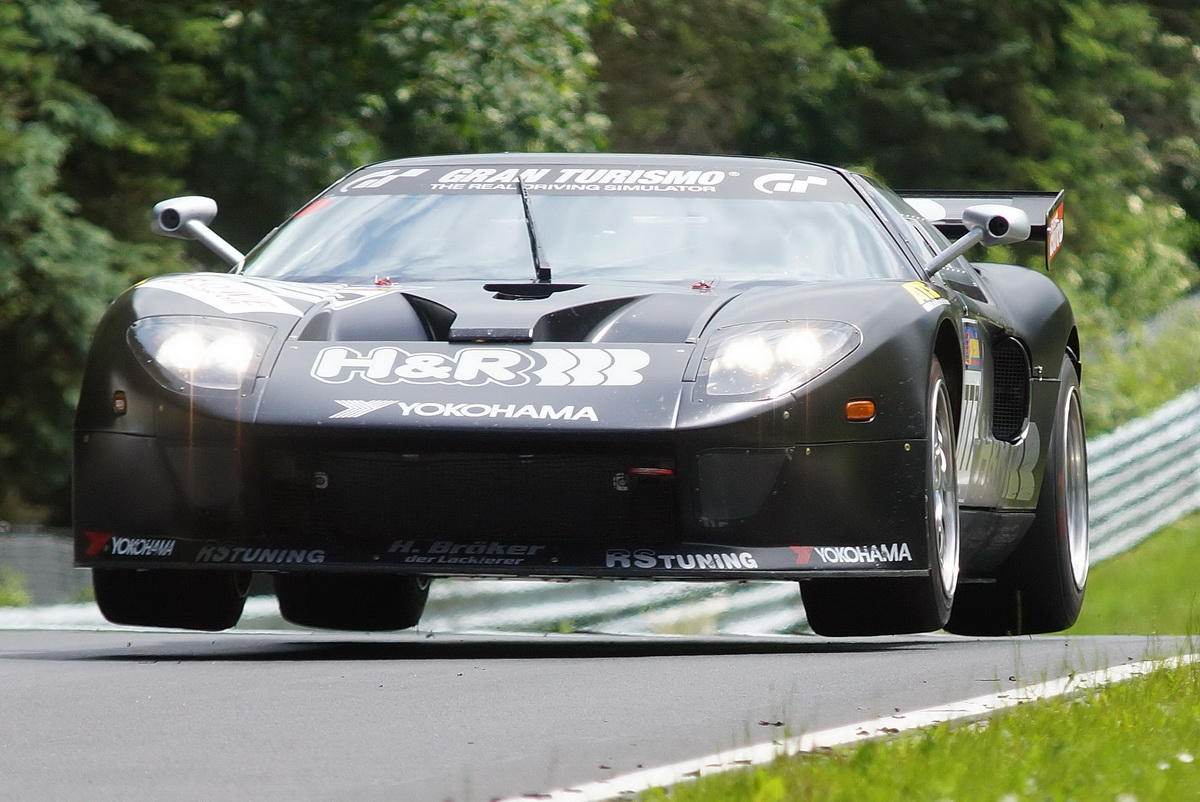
[517,176,551,283]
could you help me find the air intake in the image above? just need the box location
[992,338,1030,442]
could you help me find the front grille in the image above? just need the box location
[992,338,1030,442]
[257,450,678,542]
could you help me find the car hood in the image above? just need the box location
[225,277,735,432]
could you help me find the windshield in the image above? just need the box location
[242,169,914,285]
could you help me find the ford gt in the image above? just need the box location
[73,153,1086,636]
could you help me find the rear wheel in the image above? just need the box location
[274,573,430,631]
[946,355,1087,635]
[93,569,248,631]
[801,360,960,636]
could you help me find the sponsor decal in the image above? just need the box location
[330,164,862,201]
[312,346,649,388]
[83,532,176,558]
[238,278,397,313]
[604,548,758,570]
[790,543,912,565]
[963,322,982,370]
[388,540,546,567]
[110,537,176,558]
[338,168,430,193]
[149,274,302,317]
[331,400,598,421]
[809,543,912,564]
[430,167,727,193]
[1047,203,1065,263]
[902,281,950,312]
[196,544,326,565]
[789,545,813,565]
[752,173,829,195]
[84,531,113,556]
[957,368,984,473]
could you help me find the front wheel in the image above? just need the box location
[93,569,248,631]
[274,573,430,631]
[801,360,960,636]
[946,355,1087,635]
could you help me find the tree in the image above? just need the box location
[593,0,874,154]
[749,0,1200,326]
[0,0,151,519]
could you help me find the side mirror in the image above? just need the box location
[151,196,245,267]
[925,204,1030,276]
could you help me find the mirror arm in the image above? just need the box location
[182,220,244,267]
[924,227,984,276]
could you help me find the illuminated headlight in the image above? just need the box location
[702,321,861,399]
[128,317,275,392]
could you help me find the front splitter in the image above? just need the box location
[77,533,928,580]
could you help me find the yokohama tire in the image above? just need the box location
[93,569,248,631]
[801,360,960,636]
[274,573,431,631]
[946,354,1088,635]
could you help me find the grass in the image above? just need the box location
[1069,510,1200,636]
[639,657,1200,801]
[635,514,1200,800]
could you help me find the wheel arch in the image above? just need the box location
[971,262,1077,377]
[934,319,963,438]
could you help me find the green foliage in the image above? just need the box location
[63,0,237,247]
[1084,303,1200,433]
[0,567,31,607]
[375,0,607,156]
[594,0,876,153]
[183,0,608,246]
[818,2,1199,329]
[189,0,384,246]
[0,0,148,519]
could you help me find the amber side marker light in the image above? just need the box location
[846,399,875,421]
[112,391,128,416]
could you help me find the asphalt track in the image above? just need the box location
[0,629,1184,801]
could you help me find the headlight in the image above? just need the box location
[702,321,861,399]
[129,316,275,393]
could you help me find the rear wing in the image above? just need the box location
[899,190,1065,265]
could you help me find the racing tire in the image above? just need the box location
[801,360,960,636]
[92,568,248,631]
[274,573,430,631]
[946,355,1087,636]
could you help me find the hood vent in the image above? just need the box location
[296,282,733,345]
[403,294,456,341]
[485,283,583,300]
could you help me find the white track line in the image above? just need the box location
[497,652,1200,802]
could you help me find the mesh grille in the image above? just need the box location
[992,338,1030,442]
[257,450,678,542]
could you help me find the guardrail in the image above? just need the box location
[1085,386,1200,563]
[3,387,1198,634]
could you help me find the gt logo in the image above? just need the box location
[311,346,650,387]
[339,167,428,192]
[753,173,829,195]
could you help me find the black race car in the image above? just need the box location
[74,153,1086,637]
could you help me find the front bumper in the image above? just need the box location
[74,428,930,580]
